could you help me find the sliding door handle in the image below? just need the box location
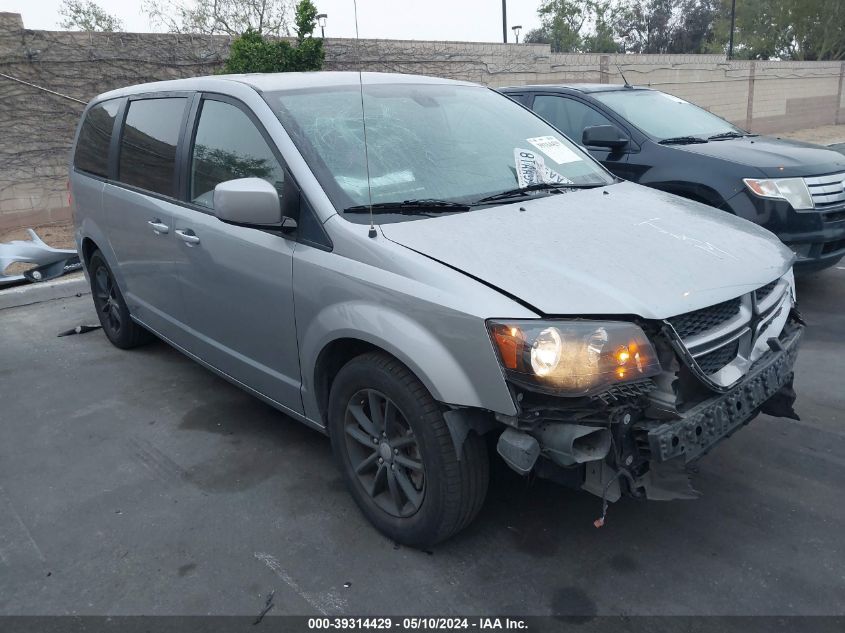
[175,229,200,246]
[148,219,169,234]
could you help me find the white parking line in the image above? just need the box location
[254,552,347,615]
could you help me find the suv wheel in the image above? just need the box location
[328,351,489,547]
[88,250,152,349]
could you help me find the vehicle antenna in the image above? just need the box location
[616,64,633,89]
[353,0,377,238]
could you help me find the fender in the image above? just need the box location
[298,300,518,425]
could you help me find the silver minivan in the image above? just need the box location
[71,72,803,546]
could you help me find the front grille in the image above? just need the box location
[695,340,740,375]
[823,210,845,223]
[668,297,742,339]
[804,172,845,208]
[665,276,793,387]
[755,280,778,303]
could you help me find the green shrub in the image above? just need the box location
[222,0,324,74]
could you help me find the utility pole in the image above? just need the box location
[502,0,507,43]
[728,0,736,60]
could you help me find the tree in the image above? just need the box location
[221,0,324,73]
[791,0,845,60]
[670,0,720,53]
[524,0,622,53]
[291,0,324,69]
[59,0,123,32]
[143,0,292,37]
[614,0,719,54]
[709,0,845,60]
[582,1,623,53]
[614,0,673,53]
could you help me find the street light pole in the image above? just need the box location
[728,0,736,60]
[502,0,507,43]
[316,13,327,39]
[512,25,522,44]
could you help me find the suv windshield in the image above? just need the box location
[593,90,744,141]
[265,82,613,222]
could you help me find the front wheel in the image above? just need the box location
[328,352,489,547]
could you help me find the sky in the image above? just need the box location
[6,0,544,42]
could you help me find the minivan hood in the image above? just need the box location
[380,182,793,319]
[672,135,845,178]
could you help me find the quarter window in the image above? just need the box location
[190,99,284,209]
[533,95,614,146]
[118,98,187,197]
[74,100,120,177]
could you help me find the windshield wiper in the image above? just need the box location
[473,182,601,205]
[658,136,709,145]
[344,199,470,214]
[707,131,747,140]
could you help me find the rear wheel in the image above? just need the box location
[328,351,489,547]
[88,250,152,349]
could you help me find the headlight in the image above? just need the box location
[487,320,661,397]
[743,177,813,210]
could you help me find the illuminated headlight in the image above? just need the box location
[744,177,813,210]
[488,320,661,397]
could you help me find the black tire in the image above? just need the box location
[88,250,153,349]
[328,351,489,547]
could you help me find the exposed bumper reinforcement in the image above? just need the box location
[640,323,803,463]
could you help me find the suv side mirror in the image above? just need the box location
[582,125,629,150]
[213,178,282,226]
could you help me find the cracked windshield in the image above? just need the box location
[267,82,613,222]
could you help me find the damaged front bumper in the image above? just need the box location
[493,318,804,504]
[638,320,803,463]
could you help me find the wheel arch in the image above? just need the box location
[312,337,381,428]
[81,236,99,268]
[299,301,517,426]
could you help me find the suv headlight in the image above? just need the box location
[487,320,661,397]
[743,177,813,210]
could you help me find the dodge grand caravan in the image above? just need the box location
[71,72,803,546]
[502,84,845,273]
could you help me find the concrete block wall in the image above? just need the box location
[1,12,844,230]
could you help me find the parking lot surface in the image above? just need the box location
[1,267,844,617]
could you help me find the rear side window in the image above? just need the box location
[74,100,120,177]
[190,99,284,209]
[118,98,187,197]
[534,95,614,145]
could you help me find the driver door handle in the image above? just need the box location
[148,219,169,234]
[175,229,200,246]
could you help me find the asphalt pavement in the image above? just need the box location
[0,267,844,617]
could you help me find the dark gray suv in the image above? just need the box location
[502,83,845,272]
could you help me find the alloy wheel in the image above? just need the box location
[344,389,425,518]
[94,265,122,336]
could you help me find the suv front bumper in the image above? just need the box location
[638,321,803,463]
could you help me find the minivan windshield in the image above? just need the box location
[265,83,613,222]
[593,90,744,141]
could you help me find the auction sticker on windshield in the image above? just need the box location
[514,148,572,188]
[526,136,582,164]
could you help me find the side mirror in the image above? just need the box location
[582,125,629,150]
[213,177,282,226]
